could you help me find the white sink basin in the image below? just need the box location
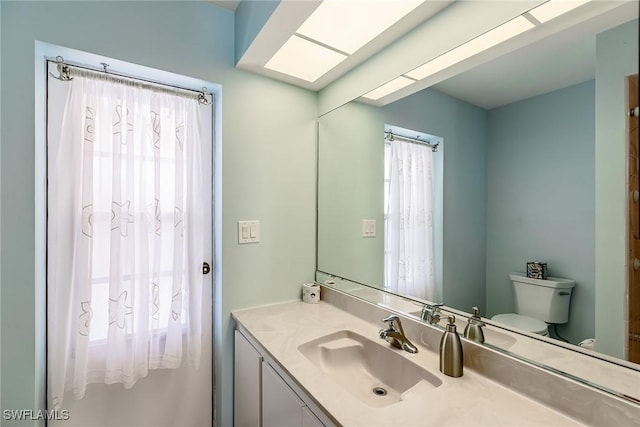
[298,330,442,407]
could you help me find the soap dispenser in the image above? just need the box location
[463,306,486,344]
[439,315,463,377]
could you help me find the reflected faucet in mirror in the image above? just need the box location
[420,303,443,325]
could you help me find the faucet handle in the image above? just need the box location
[382,314,403,329]
[428,302,444,312]
[382,314,400,324]
[381,314,406,335]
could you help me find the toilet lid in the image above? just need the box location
[491,313,548,334]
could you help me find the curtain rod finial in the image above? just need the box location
[49,56,73,81]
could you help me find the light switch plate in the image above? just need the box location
[238,220,260,244]
[362,219,376,237]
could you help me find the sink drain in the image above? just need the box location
[372,386,388,396]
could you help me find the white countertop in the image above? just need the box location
[232,301,584,427]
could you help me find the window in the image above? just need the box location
[47,61,213,408]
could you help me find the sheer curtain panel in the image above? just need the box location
[384,139,436,301]
[48,72,206,409]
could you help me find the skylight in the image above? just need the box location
[264,35,348,83]
[528,0,591,24]
[405,16,535,81]
[362,76,416,100]
[296,0,426,55]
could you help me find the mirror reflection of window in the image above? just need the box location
[384,128,441,301]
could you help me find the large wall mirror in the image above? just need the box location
[316,2,639,402]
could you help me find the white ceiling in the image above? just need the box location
[227,1,637,110]
[433,34,596,109]
[433,3,637,109]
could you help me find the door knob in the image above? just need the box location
[633,259,640,271]
[202,262,211,275]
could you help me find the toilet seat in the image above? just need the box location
[491,313,549,335]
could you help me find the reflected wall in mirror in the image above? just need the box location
[317,14,639,371]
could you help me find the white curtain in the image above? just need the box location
[384,139,435,301]
[48,72,205,409]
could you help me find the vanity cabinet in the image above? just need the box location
[234,330,262,427]
[234,329,334,427]
[262,361,324,427]
[301,408,324,427]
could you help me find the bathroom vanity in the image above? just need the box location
[234,328,331,427]
[231,287,637,426]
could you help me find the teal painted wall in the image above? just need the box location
[595,19,639,358]
[0,2,317,427]
[486,80,596,344]
[317,102,386,286]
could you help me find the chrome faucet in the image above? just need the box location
[379,315,418,353]
[421,303,443,325]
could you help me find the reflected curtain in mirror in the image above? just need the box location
[384,138,436,301]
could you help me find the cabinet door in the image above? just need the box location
[262,361,305,427]
[302,407,325,427]
[234,330,262,427]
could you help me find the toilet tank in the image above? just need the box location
[509,273,575,324]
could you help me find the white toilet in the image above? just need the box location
[491,272,575,336]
